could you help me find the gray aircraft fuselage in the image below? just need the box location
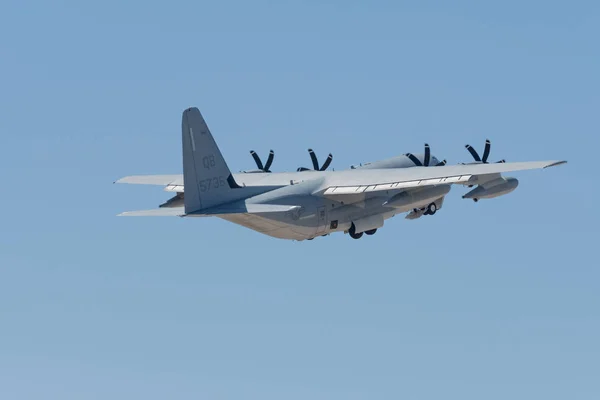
[185,153,449,241]
[212,185,444,240]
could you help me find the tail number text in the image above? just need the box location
[199,176,227,192]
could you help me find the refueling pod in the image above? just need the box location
[462,177,519,201]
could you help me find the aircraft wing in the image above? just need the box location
[320,160,566,196]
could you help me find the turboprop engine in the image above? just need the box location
[462,177,519,202]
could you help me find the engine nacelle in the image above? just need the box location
[462,177,519,201]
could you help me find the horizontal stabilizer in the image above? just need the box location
[114,175,181,186]
[117,208,185,217]
[193,203,300,216]
[117,203,299,217]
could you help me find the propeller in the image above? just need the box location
[297,149,333,171]
[465,139,505,163]
[249,149,274,172]
[405,143,447,166]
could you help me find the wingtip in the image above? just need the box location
[544,160,567,168]
[117,211,138,216]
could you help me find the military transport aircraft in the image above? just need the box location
[115,107,566,240]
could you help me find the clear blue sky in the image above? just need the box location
[1,1,598,399]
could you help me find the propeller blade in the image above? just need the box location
[320,153,333,171]
[482,139,491,163]
[308,149,319,170]
[423,143,431,166]
[496,159,506,163]
[406,153,422,166]
[250,150,263,170]
[297,167,311,171]
[436,159,447,166]
[465,144,481,162]
[263,150,274,171]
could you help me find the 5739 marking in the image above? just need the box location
[199,176,227,192]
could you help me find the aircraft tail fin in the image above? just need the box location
[182,107,242,213]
